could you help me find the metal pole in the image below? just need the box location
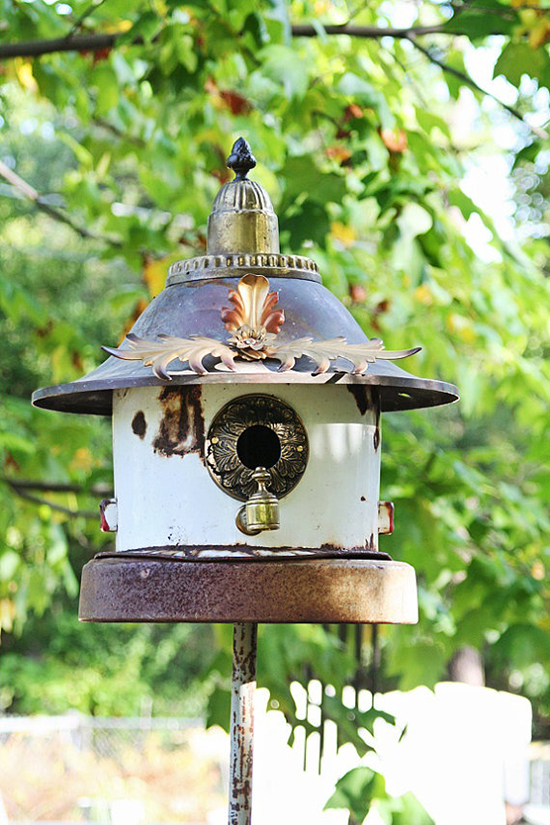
[228,621,258,825]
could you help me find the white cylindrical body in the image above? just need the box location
[112,383,381,556]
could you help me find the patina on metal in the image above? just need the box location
[32,137,458,415]
[104,273,421,379]
[205,394,308,502]
[79,556,418,624]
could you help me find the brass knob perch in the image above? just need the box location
[236,467,280,536]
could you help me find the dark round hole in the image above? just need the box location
[237,425,281,470]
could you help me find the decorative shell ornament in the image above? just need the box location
[104,274,421,380]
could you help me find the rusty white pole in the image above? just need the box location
[228,621,258,825]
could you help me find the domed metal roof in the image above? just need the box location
[32,138,458,416]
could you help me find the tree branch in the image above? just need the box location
[8,484,99,519]
[291,22,451,38]
[67,0,107,38]
[0,23,471,60]
[4,477,112,496]
[94,118,146,147]
[0,32,128,60]
[0,159,122,247]
[407,36,549,140]
[1,20,545,141]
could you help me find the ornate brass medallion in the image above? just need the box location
[206,394,308,502]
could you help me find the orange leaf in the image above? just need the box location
[350,284,367,302]
[325,145,352,163]
[93,48,111,64]
[219,90,252,115]
[344,103,364,120]
[380,128,408,153]
[331,221,356,247]
[143,253,181,298]
[529,17,550,48]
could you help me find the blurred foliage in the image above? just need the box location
[0,6,549,815]
[325,766,435,825]
[0,723,225,820]
[1,612,215,716]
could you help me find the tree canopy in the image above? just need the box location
[0,0,549,759]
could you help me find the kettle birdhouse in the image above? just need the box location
[34,138,459,824]
[33,138,458,626]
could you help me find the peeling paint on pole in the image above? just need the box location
[229,622,257,825]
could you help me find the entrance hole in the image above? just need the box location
[237,425,281,470]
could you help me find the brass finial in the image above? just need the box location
[227,137,257,181]
[206,139,278,255]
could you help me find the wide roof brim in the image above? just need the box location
[33,276,459,415]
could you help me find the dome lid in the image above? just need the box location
[32,138,459,416]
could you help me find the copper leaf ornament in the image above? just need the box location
[104,275,421,379]
[221,274,285,335]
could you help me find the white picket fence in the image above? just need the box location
[0,691,549,825]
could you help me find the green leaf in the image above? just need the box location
[242,11,270,48]
[282,155,347,205]
[337,73,380,105]
[206,684,231,731]
[321,694,379,756]
[265,0,291,43]
[397,203,433,240]
[282,200,330,248]
[260,45,310,99]
[92,64,119,116]
[58,132,94,169]
[415,108,451,140]
[325,766,379,822]
[493,42,550,90]
[512,140,542,170]
[447,189,481,220]
[392,793,435,825]
[386,634,447,690]
[443,0,517,38]
[443,51,469,99]
[128,11,162,43]
[174,33,198,74]
[491,624,550,669]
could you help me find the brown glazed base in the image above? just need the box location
[79,555,418,624]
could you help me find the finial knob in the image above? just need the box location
[227,137,257,180]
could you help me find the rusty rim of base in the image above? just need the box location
[79,554,418,625]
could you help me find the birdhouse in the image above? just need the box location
[33,138,458,625]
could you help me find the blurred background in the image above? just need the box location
[0,0,548,822]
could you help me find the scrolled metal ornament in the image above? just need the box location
[104,273,421,378]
